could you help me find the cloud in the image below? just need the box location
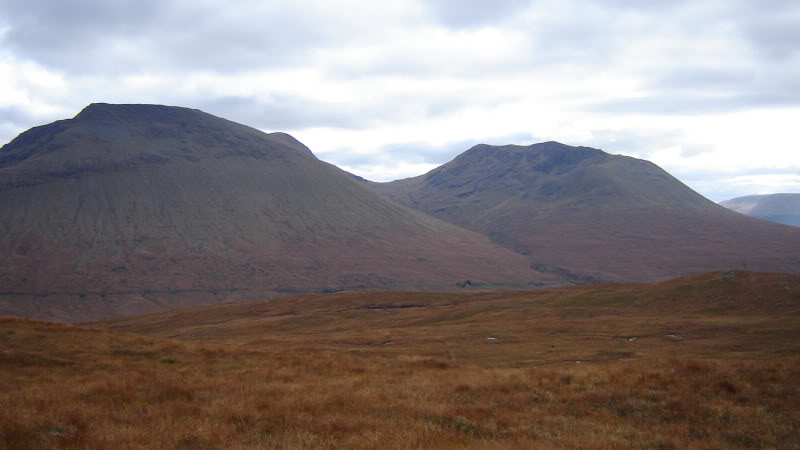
[594,91,800,115]
[682,169,800,202]
[196,96,367,131]
[0,105,37,128]
[651,68,756,90]
[573,129,685,159]
[0,0,400,75]
[737,1,800,60]
[1,0,799,200]
[319,132,536,181]
[679,145,715,158]
[599,63,800,115]
[423,0,531,28]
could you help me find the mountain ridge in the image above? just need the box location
[369,141,800,281]
[0,104,547,322]
[4,104,800,322]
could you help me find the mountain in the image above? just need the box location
[720,194,800,227]
[0,104,547,322]
[371,142,800,282]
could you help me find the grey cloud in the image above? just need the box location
[324,140,480,170]
[604,50,800,114]
[676,167,800,202]
[422,0,682,31]
[0,105,39,128]
[593,88,800,115]
[598,0,688,10]
[373,139,489,165]
[192,88,525,136]
[4,0,798,83]
[0,106,68,146]
[623,0,800,63]
[0,1,345,74]
[322,132,536,179]
[0,123,26,147]
[651,68,756,90]
[682,178,750,203]
[735,2,800,60]
[193,93,468,132]
[194,96,368,132]
[525,1,799,79]
[679,145,714,158]
[522,1,800,116]
[574,129,683,158]
[2,0,799,193]
[729,167,800,177]
[424,0,531,28]
[316,2,652,79]
[382,133,536,166]
[576,129,714,161]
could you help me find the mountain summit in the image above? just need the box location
[371,142,800,281]
[0,104,541,321]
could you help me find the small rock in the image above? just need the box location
[628,337,638,342]
[486,337,499,341]
[721,270,736,281]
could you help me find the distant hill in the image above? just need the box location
[720,194,800,227]
[370,142,800,282]
[0,104,546,322]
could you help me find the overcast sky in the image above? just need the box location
[1,0,799,201]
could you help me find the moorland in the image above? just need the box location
[2,271,799,449]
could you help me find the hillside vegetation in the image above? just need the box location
[2,271,799,448]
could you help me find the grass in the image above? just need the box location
[1,271,799,448]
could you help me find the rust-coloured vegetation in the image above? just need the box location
[2,271,800,448]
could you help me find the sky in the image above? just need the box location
[1,0,798,201]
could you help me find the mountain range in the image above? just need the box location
[0,104,542,321]
[721,193,800,227]
[2,103,799,321]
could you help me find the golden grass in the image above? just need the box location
[2,271,800,448]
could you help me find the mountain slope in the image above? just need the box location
[371,142,800,281]
[721,193,800,227]
[0,104,546,322]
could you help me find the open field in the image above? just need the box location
[2,271,800,448]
